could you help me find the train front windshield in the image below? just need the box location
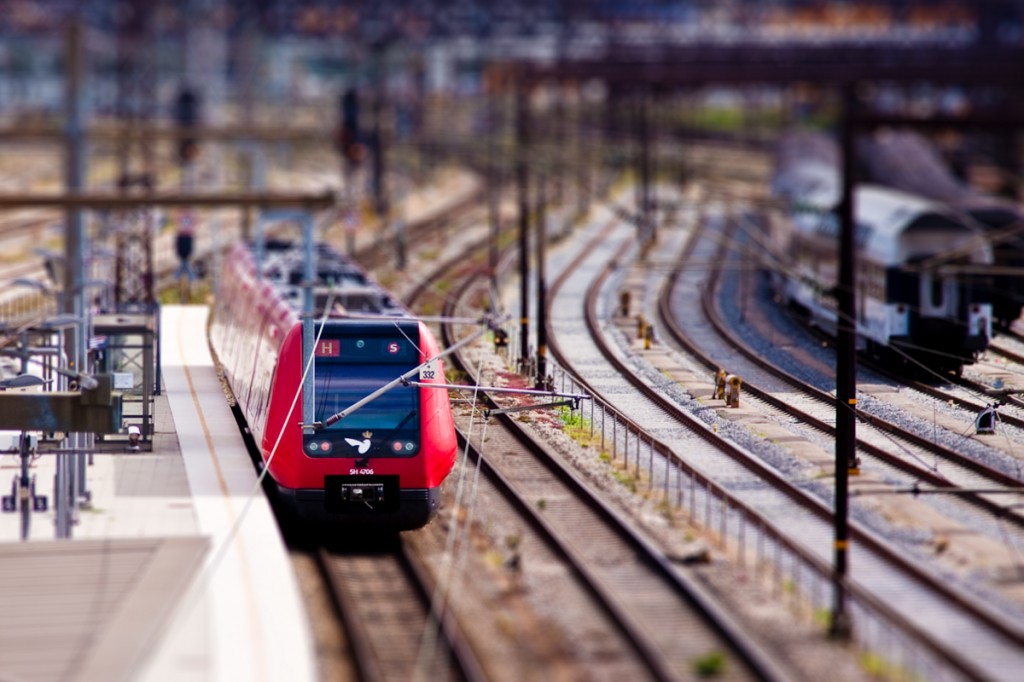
[303,323,422,459]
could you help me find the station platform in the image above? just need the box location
[0,305,315,682]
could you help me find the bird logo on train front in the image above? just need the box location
[344,431,373,455]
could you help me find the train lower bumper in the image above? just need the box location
[276,475,441,530]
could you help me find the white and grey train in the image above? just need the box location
[766,130,993,374]
[858,130,1024,328]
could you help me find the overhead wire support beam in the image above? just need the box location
[404,381,588,403]
[483,400,577,418]
[853,112,1024,131]
[342,313,494,326]
[0,191,338,211]
[307,317,510,432]
[403,381,589,417]
[520,46,1024,87]
[0,123,335,143]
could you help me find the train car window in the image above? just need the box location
[886,268,917,304]
[854,223,873,247]
[929,274,945,308]
[331,335,419,363]
[306,324,423,458]
[310,363,420,458]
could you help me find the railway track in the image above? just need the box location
[692,207,1024,547]
[271,175,494,681]
[404,223,786,682]
[678,209,1024,671]
[795,316,1024,438]
[695,221,1024,547]
[688,218,1024,522]
[315,539,484,682]
[372,178,737,680]
[946,338,1024,429]
[533,193,1024,680]
[388,195,671,681]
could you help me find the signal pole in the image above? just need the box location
[637,92,652,245]
[338,88,360,256]
[516,84,531,373]
[535,168,547,388]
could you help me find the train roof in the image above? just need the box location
[857,186,989,266]
[772,129,842,207]
[771,160,840,208]
[773,129,991,266]
[234,239,409,320]
[774,182,990,267]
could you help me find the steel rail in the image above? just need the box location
[316,544,485,682]
[683,226,1024,521]
[432,243,785,682]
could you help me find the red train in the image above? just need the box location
[210,239,457,530]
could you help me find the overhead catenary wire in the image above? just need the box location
[316,315,504,429]
[413,345,488,681]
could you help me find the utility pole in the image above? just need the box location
[338,87,361,256]
[831,83,861,640]
[575,86,589,224]
[487,90,501,304]
[173,86,200,303]
[535,167,547,388]
[553,86,564,206]
[638,91,653,246]
[370,43,395,268]
[60,19,86,538]
[516,83,531,373]
[114,0,155,189]
[236,10,260,242]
